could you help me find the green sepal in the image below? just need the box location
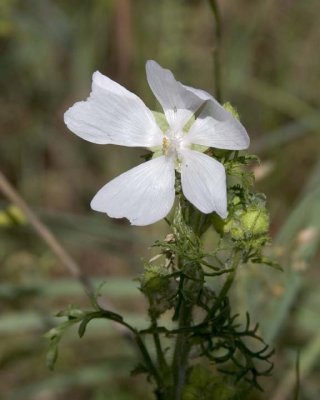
[183,114,195,133]
[152,111,169,132]
[151,146,163,159]
[223,101,240,120]
[191,144,209,153]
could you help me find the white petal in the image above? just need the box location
[180,150,227,218]
[183,85,213,102]
[183,92,250,150]
[91,156,175,226]
[146,61,205,131]
[64,71,163,147]
[183,84,228,120]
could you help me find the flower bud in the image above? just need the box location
[239,208,269,236]
[140,265,177,317]
[223,206,269,241]
[142,265,169,294]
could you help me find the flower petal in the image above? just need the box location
[183,91,250,150]
[183,84,231,120]
[64,71,163,147]
[91,156,175,226]
[146,61,205,131]
[180,150,227,218]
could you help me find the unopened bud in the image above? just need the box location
[240,208,269,236]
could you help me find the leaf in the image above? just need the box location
[46,338,59,371]
[78,314,96,338]
[130,363,148,376]
[55,305,84,319]
[251,257,283,271]
[78,310,125,338]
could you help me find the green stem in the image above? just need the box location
[207,250,241,319]
[207,0,223,102]
[152,319,168,373]
[134,332,163,391]
[171,293,192,400]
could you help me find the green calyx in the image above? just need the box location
[240,208,269,235]
[139,264,177,318]
[223,207,270,241]
[140,265,170,294]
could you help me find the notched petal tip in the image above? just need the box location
[181,150,228,218]
[63,103,82,133]
[217,209,228,220]
[63,107,72,125]
[89,157,176,226]
[63,70,163,147]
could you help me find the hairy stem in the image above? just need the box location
[171,278,192,400]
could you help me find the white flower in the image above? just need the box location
[64,61,249,226]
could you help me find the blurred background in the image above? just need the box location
[0,0,320,399]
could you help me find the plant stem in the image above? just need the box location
[171,285,192,400]
[207,0,223,102]
[135,332,163,391]
[152,319,169,373]
[207,250,241,319]
[0,171,89,290]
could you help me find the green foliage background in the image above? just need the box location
[0,0,320,399]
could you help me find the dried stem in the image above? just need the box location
[208,0,223,102]
[0,170,121,325]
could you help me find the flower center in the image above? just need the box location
[162,130,186,159]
